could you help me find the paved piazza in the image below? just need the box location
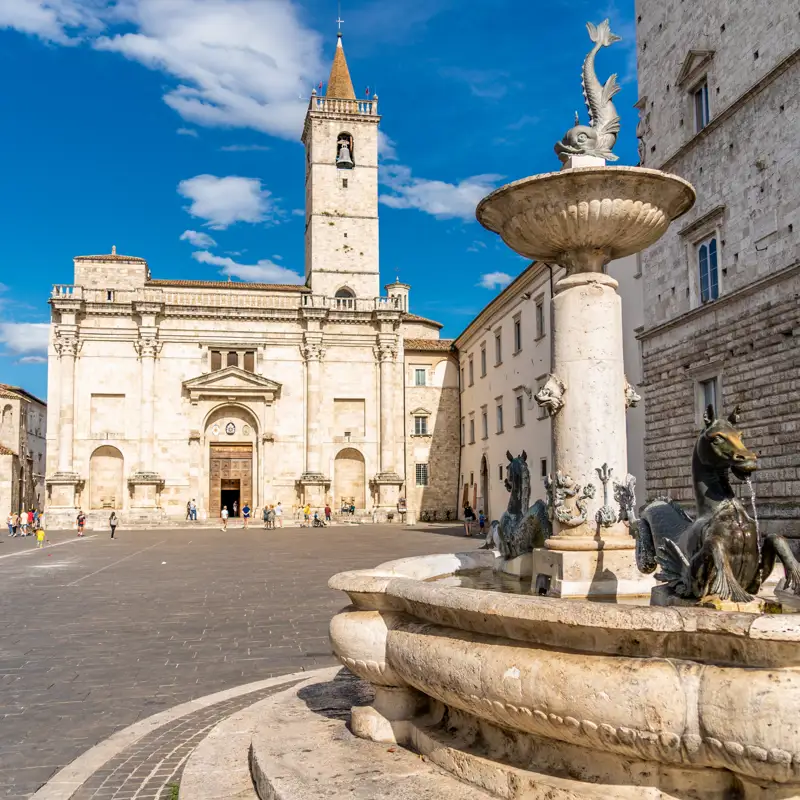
[0,523,477,799]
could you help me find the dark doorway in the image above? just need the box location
[221,480,240,517]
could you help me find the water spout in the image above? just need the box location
[745,477,762,554]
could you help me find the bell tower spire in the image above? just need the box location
[301,31,381,299]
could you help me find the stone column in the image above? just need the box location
[129,333,164,516]
[56,336,78,474]
[532,272,653,598]
[300,339,328,506]
[374,339,402,514]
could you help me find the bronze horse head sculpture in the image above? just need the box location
[637,404,800,603]
[486,451,551,560]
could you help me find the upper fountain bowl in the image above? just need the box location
[476,166,695,272]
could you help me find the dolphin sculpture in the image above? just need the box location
[555,19,622,163]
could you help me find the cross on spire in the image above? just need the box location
[336,1,343,32]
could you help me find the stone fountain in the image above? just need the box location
[329,21,800,799]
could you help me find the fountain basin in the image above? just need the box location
[476,166,695,272]
[330,551,800,799]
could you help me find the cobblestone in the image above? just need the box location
[0,523,474,798]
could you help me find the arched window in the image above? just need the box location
[336,133,354,169]
[334,287,355,309]
[698,235,719,303]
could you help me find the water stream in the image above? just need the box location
[745,477,762,554]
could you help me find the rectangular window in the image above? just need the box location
[535,300,545,339]
[498,464,503,480]
[494,329,502,365]
[210,350,222,371]
[496,400,504,434]
[697,235,719,303]
[460,366,465,390]
[469,418,475,444]
[481,408,488,439]
[540,458,547,478]
[243,351,255,372]
[227,351,238,368]
[480,344,487,377]
[415,368,427,386]
[693,80,710,132]
[468,354,474,386]
[342,178,348,188]
[515,394,524,427]
[106,290,114,302]
[699,377,718,416]
[460,418,465,446]
[513,315,522,353]
[414,415,428,435]
[415,463,429,487]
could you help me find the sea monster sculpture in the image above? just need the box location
[485,451,551,560]
[636,404,800,603]
[555,19,621,164]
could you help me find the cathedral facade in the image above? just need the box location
[45,35,459,528]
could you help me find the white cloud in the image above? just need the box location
[220,144,270,152]
[180,229,217,248]
[478,272,513,290]
[19,355,48,364]
[192,251,303,284]
[380,164,501,221]
[94,0,324,140]
[0,0,104,44]
[3,1,324,139]
[177,127,198,137]
[467,240,487,253]
[439,67,514,100]
[178,174,275,230]
[0,322,50,355]
[378,131,397,161]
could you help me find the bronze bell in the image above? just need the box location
[336,143,354,169]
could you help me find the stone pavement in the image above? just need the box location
[0,523,476,799]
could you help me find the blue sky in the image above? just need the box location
[0,0,638,400]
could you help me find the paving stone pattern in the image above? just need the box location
[0,524,475,799]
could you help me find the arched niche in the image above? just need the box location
[334,447,365,509]
[89,445,124,510]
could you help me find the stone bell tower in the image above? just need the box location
[301,33,381,299]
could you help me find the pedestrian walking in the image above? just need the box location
[275,502,283,528]
[233,500,238,518]
[463,503,475,536]
[324,503,332,524]
[186,500,191,521]
[262,505,269,528]
[478,510,486,537]
[242,502,251,528]
[36,525,46,549]
[220,505,229,531]
[109,511,118,539]
[302,503,311,527]
[6,512,14,536]
[76,509,86,537]
[190,499,197,521]
[19,510,29,537]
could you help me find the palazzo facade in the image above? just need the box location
[45,34,458,528]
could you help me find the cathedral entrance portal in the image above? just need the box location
[209,443,252,520]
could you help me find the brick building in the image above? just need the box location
[635,0,799,533]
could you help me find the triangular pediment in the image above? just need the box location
[183,366,281,402]
[676,49,715,87]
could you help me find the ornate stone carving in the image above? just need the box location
[555,20,621,164]
[301,342,325,361]
[545,472,595,528]
[534,374,565,417]
[54,336,79,358]
[613,473,637,523]
[594,463,617,528]
[134,337,161,358]
[635,98,651,166]
[624,378,641,408]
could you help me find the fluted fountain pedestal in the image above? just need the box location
[478,165,695,599]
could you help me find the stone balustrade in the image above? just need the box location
[308,96,378,116]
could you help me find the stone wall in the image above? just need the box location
[636,0,800,531]
[641,267,800,534]
[402,353,460,521]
